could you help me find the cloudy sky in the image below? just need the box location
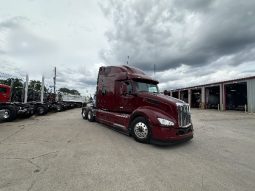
[1,0,255,95]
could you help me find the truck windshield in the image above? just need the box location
[135,81,159,93]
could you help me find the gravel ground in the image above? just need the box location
[0,108,255,191]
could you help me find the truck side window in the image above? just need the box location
[0,87,7,93]
[125,81,132,94]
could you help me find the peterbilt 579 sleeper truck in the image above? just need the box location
[82,65,193,145]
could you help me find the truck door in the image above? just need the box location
[119,81,136,113]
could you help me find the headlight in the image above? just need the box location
[157,118,175,127]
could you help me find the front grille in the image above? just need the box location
[177,104,191,128]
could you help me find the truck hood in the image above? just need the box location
[137,92,186,105]
[137,92,187,121]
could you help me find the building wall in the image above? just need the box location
[247,79,255,113]
[169,77,255,113]
[201,86,205,109]
[220,84,224,111]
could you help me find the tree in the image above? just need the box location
[27,80,48,102]
[69,89,80,95]
[58,87,70,94]
[59,87,80,95]
[29,80,40,91]
[0,78,24,102]
[0,78,23,88]
[29,80,47,92]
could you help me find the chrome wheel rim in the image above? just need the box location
[3,110,10,119]
[82,110,86,117]
[134,122,148,139]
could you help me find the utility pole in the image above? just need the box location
[127,56,129,65]
[24,74,29,103]
[41,75,44,103]
[53,67,56,95]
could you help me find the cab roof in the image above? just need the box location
[99,65,159,84]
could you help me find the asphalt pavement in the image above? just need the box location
[0,108,255,191]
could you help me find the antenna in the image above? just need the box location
[154,64,156,77]
[127,56,129,65]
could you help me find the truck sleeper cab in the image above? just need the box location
[82,65,193,145]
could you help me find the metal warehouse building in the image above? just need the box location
[164,76,255,113]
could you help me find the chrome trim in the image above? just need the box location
[181,123,192,128]
[113,123,126,130]
[176,103,191,128]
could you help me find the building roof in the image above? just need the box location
[170,75,255,92]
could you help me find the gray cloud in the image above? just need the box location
[8,29,57,57]
[173,0,214,11]
[0,16,97,95]
[0,16,28,29]
[100,0,255,73]
[0,16,59,77]
[0,0,108,96]
[1,1,255,95]
[55,63,101,95]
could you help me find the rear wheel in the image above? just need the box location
[36,105,48,115]
[56,105,62,112]
[1,105,17,122]
[82,109,88,120]
[87,110,95,122]
[23,110,34,118]
[131,117,151,143]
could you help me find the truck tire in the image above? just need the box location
[87,110,95,122]
[23,110,34,118]
[82,109,88,120]
[36,105,48,115]
[131,117,151,143]
[56,105,62,112]
[1,105,17,122]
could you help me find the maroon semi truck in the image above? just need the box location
[82,65,193,145]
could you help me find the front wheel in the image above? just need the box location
[1,106,17,122]
[131,117,151,143]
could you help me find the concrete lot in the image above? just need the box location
[0,109,255,191]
